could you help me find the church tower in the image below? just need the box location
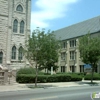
[0,0,31,69]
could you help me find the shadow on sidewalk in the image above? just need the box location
[77,81,100,86]
[26,84,56,89]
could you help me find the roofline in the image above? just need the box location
[54,15,100,32]
[61,30,100,41]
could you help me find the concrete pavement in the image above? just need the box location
[0,80,100,92]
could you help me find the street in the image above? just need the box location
[0,85,100,100]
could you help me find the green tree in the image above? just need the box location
[39,31,60,72]
[25,28,60,87]
[78,33,100,83]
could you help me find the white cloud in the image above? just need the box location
[31,0,78,31]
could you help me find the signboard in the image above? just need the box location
[84,64,92,72]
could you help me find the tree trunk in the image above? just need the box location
[91,65,94,84]
[35,63,38,87]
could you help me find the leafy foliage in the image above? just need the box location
[25,28,60,70]
[17,67,35,75]
[17,67,44,75]
[79,34,100,64]
[25,28,60,86]
[16,74,82,83]
[78,33,100,83]
[84,73,100,80]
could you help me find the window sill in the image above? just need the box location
[61,48,67,49]
[61,60,66,61]
[69,47,76,48]
[11,59,24,62]
[69,59,75,61]
[12,33,25,36]
[14,11,25,14]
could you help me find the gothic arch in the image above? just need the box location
[18,46,24,60]
[13,19,18,33]
[20,20,25,33]
[0,51,3,64]
[16,4,23,12]
[11,46,17,59]
[15,3,24,12]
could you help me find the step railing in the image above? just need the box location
[8,70,17,84]
[0,69,8,85]
[0,65,17,85]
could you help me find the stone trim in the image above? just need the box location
[0,14,8,17]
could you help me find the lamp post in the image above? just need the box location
[51,66,53,75]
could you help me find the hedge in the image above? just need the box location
[17,67,45,75]
[84,73,100,80]
[17,68,36,75]
[70,74,82,81]
[16,74,82,83]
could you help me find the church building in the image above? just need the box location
[54,15,100,73]
[0,0,31,70]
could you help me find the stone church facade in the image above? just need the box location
[0,0,31,70]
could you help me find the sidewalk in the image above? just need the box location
[0,83,30,92]
[0,80,100,92]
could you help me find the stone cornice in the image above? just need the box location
[0,14,8,17]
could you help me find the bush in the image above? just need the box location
[57,72,84,77]
[37,75,48,83]
[84,73,100,80]
[46,75,71,82]
[17,67,36,75]
[56,72,66,74]
[16,74,82,83]
[70,74,82,81]
[55,74,71,82]
[17,67,45,75]
[47,75,58,82]
[43,73,51,75]
[16,74,35,83]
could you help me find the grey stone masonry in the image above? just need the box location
[0,0,31,69]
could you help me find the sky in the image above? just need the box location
[31,0,100,32]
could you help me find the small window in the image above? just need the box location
[70,51,76,60]
[20,21,24,33]
[12,46,16,59]
[13,19,18,33]
[16,5,23,12]
[61,52,66,60]
[61,41,66,48]
[18,46,23,60]
[0,52,3,64]
[61,66,65,72]
[70,39,76,47]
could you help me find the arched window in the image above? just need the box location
[0,52,3,64]
[16,5,23,12]
[18,46,23,60]
[13,19,18,33]
[12,46,16,59]
[20,21,24,33]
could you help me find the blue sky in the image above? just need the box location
[31,0,100,32]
